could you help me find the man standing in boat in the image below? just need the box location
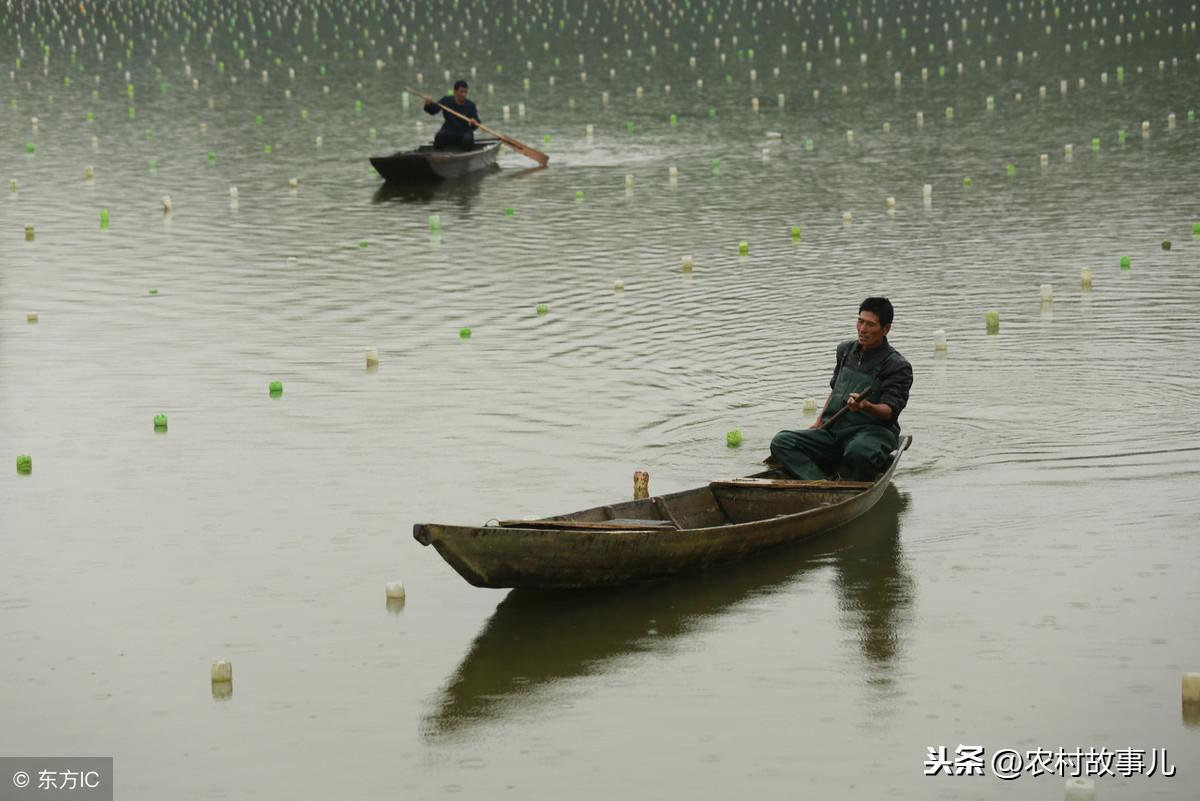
[770,297,913,481]
[422,80,480,150]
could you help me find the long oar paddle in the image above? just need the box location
[404,88,550,167]
[817,385,875,430]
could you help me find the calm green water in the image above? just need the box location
[3,0,1199,798]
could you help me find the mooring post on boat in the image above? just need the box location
[633,471,649,500]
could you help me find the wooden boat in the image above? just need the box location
[413,436,912,589]
[370,139,501,183]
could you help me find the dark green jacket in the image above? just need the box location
[830,338,913,425]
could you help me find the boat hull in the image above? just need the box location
[370,140,500,183]
[414,436,911,589]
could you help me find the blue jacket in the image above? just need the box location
[424,96,479,134]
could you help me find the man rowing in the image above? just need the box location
[770,297,913,481]
[422,79,480,150]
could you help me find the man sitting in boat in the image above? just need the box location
[770,297,913,481]
[422,80,480,150]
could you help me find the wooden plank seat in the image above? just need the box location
[496,518,678,531]
[711,478,874,491]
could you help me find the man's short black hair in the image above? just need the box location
[859,297,894,327]
[453,79,469,91]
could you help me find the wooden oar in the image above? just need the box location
[817,384,875,430]
[404,88,550,167]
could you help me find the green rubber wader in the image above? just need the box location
[769,362,900,481]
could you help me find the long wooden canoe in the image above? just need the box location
[413,436,912,589]
[370,139,501,183]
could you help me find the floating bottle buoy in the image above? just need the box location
[211,660,232,683]
[385,581,406,601]
[536,303,549,315]
[365,347,379,367]
[269,381,283,396]
[1120,256,1131,270]
[842,211,853,224]
[229,186,238,199]
[16,455,32,474]
[154,414,168,431]
[428,214,441,231]
[986,310,1000,333]
[24,224,34,241]
[84,164,95,179]
[99,209,109,229]
[27,311,38,323]
[613,279,625,291]
[1162,240,1172,251]
[803,397,818,413]
[726,429,742,447]
[1184,673,1200,702]
[738,241,749,255]
[885,196,896,210]
[1040,284,1053,303]
[288,178,299,190]
[624,174,635,188]
[933,330,948,352]
[162,195,173,213]
[1080,269,1093,289]
[1064,777,1095,801]
[458,327,471,339]
[680,255,694,272]
[790,226,802,240]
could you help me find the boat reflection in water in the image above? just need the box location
[421,486,913,741]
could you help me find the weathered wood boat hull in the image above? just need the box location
[413,436,911,589]
[370,140,500,183]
